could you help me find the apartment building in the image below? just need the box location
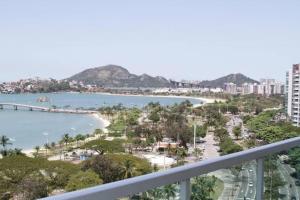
[286,64,300,126]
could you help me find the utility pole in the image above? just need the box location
[194,123,196,149]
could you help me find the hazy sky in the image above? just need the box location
[1,1,300,82]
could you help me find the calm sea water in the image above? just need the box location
[0,93,201,149]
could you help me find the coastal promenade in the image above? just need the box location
[0,103,97,114]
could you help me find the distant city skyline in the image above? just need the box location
[1,1,300,82]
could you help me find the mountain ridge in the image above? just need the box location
[68,65,171,88]
[199,73,259,88]
[67,65,259,88]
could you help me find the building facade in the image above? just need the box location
[224,82,237,94]
[286,64,300,126]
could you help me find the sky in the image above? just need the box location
[1,1,300,82]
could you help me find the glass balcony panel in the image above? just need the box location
[119,162,256,200]
[265,149,300,200]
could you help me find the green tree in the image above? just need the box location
[148,187,164,199]
[74,134,85,147]
[148,111,160,123]
[34,146,40,157]
[82,139,125,154]
[65,170,103,192]
[44,143,50,156]
[17,175,48,200]
[233,125,242,140]
[0,135,12,156]
[94,129,103,137]
[195,125,207,138]
[163,184,177,200]
[82,155,124,183]
[62,133,72,149]
[122,159,135,179]
[50,142,56,148]
[191,176,217,200]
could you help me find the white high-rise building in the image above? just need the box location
[286,64,300,126]
[224,82,237,94]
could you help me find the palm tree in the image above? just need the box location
[149,188,164,199]
[75,134,85,147]
[44,143,50,156]
[0,135,12,156]
[163,184,177,200]
[34,145,40,156]
[51,142,56,148]
[13,148,23,155]
[0,135,12,150]
[62,133,71,149]
[123,159,135,179]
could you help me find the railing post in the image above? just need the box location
[256,158,264,200]
[180,179,191,200]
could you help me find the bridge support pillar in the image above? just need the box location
[29,107,33,111]
[14,105,17,110]
[0,105,3,109]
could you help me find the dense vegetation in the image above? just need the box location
[215,128,243,155]
[247,110,300,143]
[0,155,80,199]
[227,94,283,113]
[82,139,125,154]
[82,154,152,183]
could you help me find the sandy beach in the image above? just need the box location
[92,113,110,134]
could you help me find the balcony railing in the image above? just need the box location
[41,136,300,200]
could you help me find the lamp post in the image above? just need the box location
[194,123,196,149]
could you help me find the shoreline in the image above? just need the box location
[91,113,110,134]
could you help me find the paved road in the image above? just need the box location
[236,162,256,200]
[209,169,238,200]
[277,161,300,200]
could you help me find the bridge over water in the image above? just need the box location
[0,103,98,114]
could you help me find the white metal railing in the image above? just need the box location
[41,136,300,200]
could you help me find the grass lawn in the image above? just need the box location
[211,177,224,200]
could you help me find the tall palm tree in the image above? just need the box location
[75,134,85,147]
[51,142,56,148]
[123,159,135,179]
[13,148,23,155]
[0,135,12,156]
[62,133,71,149]
[0,135,12,150]
[44,143,50,156]
[34,145,40,157]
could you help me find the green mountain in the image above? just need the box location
[68,65,171,88]
[199,73,259,88]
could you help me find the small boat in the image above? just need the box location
[37,96,49,102]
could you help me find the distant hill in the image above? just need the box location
[199,73,259,88]
[67,65,171,88]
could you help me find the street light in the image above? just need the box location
[194,123,197,149]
